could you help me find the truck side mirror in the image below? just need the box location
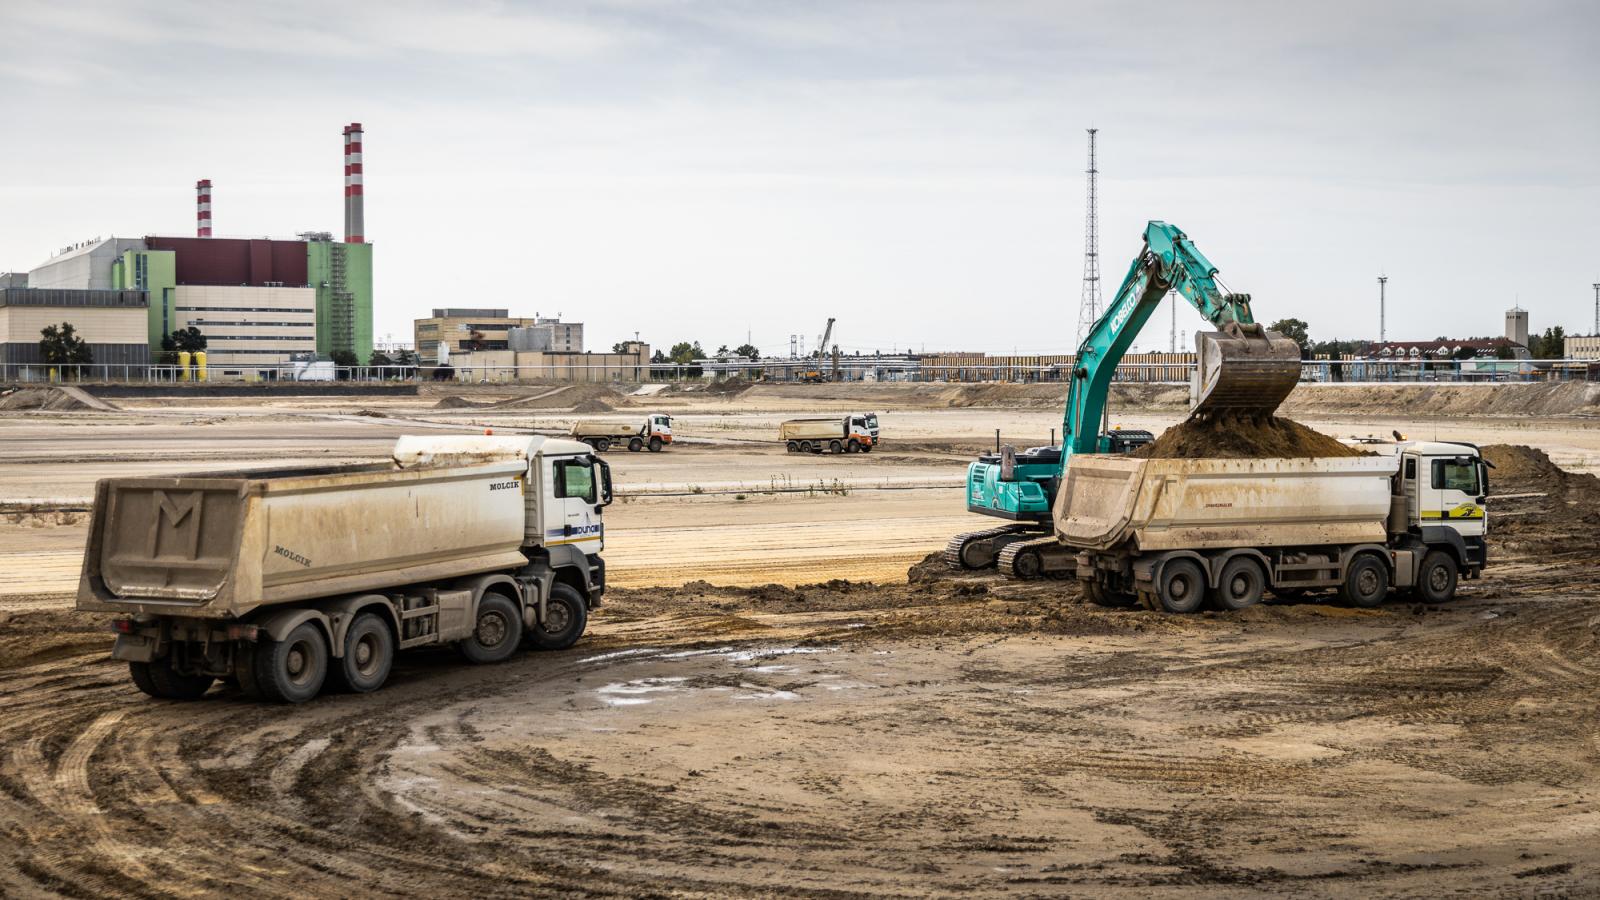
[596,458,614,507]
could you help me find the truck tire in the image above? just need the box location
[331,613,394,693]
[253,622,329,703]
[130,660,214,700]
[595,438,611,453]
[1156,558,1207,614]
[460,593,523,664]
[629,437,643,452]
[1416,550,1459,603]
[847,439,860,453]
[526,583,589,651]
[859,443,871,453]
[1339,553,1390,608]
[799,440,814,454]
[786,441,799,453]
[648,437,663,452]
[1213,557,1266,611]
[824,440,839,454]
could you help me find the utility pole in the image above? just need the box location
[1592,282,1599,335]
[1076,128,1102,345]
[1169,291,1177,352]
[1378,275,1388,343]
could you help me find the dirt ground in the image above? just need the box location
[0,382,1598,896]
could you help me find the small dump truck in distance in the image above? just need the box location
[780,413,879,454]
[78,435,612,703]
[571,413,673,452]
[1054,440,1489,612]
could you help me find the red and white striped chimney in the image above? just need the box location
[343,123,364,243]
[196,179,212,237]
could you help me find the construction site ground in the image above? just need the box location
[1,379,1597,896]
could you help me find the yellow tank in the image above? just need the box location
[177,351,191,382]
[195,350,208,382]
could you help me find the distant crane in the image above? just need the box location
[801,317,838,382]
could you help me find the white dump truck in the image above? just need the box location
[77,435,612,703]
[571,413,673,452]
[1053,440,1489,612]
[780,413,879,454]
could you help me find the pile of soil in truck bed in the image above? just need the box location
[1132,413,1367,459]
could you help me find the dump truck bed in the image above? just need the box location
[77,457,533,619]
[779,419,846,441]
[1053,455,1398,552]
[570,420,642,438]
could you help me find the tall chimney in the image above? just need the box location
[196,179,212,237]
[344,123,364,243]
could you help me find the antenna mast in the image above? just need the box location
[1076,128,1102,345]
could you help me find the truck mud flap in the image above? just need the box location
[111,633,157,663]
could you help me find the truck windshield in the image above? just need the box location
[555,459,597,502]
[865,414,878,430]
[1431,459,1480,494]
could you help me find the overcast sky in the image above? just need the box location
[1,0,1596,355]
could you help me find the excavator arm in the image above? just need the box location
[1062,221,1298,454]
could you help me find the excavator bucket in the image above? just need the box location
[1189,323,1302,417]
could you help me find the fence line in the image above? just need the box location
[4,359,1597,386]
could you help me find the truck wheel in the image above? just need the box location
[629,437,643,452]
[1156,558,1207,614]
[1416,551,1459,603]
[253,622,329,703]
[460,593,523,664]
[1339,554,1390,608]
[595,438,611,453]
[129,660,213,700]
[1085,581,1137,608]
[786,441,799,453]
[526,584,589,651]
[648,437,663,452]
[332,613,394,693]
[859,443,871,453]
[799,440,814,454]
[847,440,860,453]
[1213,557,1266,611]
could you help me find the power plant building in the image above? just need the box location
[0,288,150,366]
[19,121,375,373]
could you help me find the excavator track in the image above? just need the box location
[942,524,1041,571]
[996,536,1076,580]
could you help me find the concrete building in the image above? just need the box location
[171,285,317,367]
[27,238,147,290]
[1506,306,1529,347]
[1563,335,1600,359]
[0,273,27,289]
[0,288,150,366]
[447,343,651,383]
[414,308,536,364]
[508,318,584,352]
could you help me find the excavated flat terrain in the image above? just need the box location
[0,384,1597,896]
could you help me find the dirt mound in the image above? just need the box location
[1482,444,1567,481]
[0,386,119,412]
[433,396,490,409]
[571,398,614,413]
[706,377,753,396]
[1133,414,1366,459]
[1282,381,1600,418]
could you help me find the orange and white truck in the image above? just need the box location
[780,414,879,454]
[571,413,673,453]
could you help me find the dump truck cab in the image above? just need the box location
[647,414,673,444]
[848,413,879,449]
[1388,440,1489,573]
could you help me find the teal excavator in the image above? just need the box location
[944,221,1303,578]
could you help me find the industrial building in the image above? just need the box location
[414,309,583,364]
[446,341,649,383]
[1563,335,1600,359]
[19,122,374,373]
[0,288,150,366]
